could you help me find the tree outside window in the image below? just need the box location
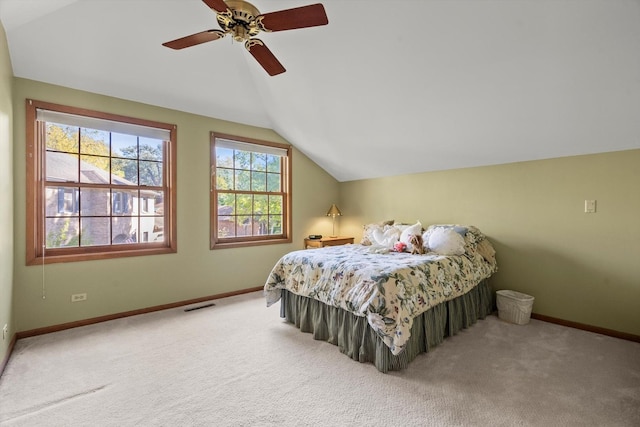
[26,99,177,264]
[211,133,291,249]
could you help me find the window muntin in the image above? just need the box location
[26,99,177,264]
[211,133,291,248]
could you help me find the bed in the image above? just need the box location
[264,224,498,372]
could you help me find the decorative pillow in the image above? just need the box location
[476,239,496,263]
[360,219,394,245]
[393,223,411,233]
[399,221,422,251]
[423,224,467,240]
[427,227,466,255]
[423,224,489,254]
[462,226,485,251]
[425,224,485,250]
[372,227,401,248]
[421,229,431,251]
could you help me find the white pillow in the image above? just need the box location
[393,223,411,233]
[422,229,431,244]
[399,221,422,251]
[428,227,465,255]
[360,220,394,245]
[372,227,401,249]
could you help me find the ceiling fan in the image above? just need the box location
[162,0,329,76]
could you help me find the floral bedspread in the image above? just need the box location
[264,243,498,355]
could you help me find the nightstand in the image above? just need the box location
[304,236,354,249]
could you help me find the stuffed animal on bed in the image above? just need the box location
[409,235,425,255]
[393,241,407,252]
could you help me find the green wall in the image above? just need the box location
[4,22,638,343]
[339,150,640,336]
[0,23,14,363]
[12,78,339,332]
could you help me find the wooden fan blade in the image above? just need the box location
[258,3,328,32]
[245,39,286,76]
[202,0,230,13]
[162,30,225,50]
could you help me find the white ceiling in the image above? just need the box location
[1,0,639,181]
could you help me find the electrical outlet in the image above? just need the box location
[71,293,87,302]
[2,324,7,341]
[584,199,597,213]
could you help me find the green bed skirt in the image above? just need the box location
[279,279,493,373]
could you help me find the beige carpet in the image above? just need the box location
[1,291,639,426]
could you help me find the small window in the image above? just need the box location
[211,133,291,249]
[26,99,177,264]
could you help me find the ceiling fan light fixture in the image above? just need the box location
[232,26,249,42]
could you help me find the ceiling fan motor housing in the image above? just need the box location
[217,0,263,42]
[163,1,329,76]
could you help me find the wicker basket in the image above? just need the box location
[496,290,534,325]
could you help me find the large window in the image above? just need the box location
[211,133,291,248]
[26,99,177,264]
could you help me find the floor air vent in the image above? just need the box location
[184,303,215,312]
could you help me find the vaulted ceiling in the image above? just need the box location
[1,0,639,181]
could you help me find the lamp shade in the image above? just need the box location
[326,204,342,217]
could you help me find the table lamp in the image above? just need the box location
[326,204,342,238]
